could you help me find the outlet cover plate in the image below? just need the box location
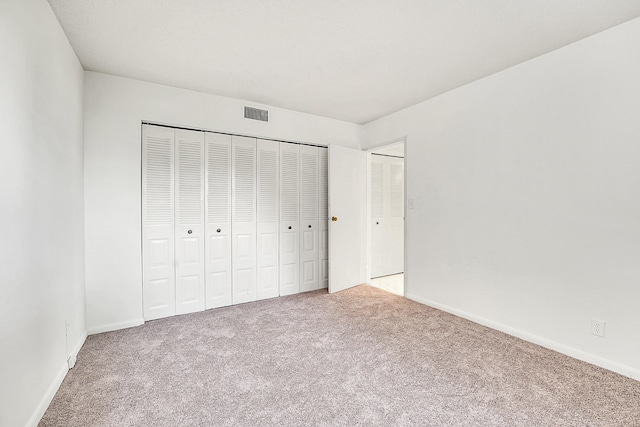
[591,318,605,337]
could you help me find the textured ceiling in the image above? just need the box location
[48,0,640,124]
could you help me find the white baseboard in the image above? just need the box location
[25,362,68,427]
[87,318,144,335]
[25,330,88,427]
[405,293,640,382]
[66,330,88,369]
[70,331,88,359]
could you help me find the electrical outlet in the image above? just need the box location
[591,319,605,337]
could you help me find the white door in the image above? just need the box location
[232,136,257,304]
[299,145,319,292]
[174,129,205,315]
[328,145,367,293]
[318,147,329,289]
[142,125,176,320]
[370,155,385,278]
[256,139,280,300]
[205,132,232,309]
[279,143,300,296]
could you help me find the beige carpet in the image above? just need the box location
[41,285,640,426]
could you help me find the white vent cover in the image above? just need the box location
[244,106,269,122]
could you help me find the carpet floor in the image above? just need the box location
[40,285,640,426]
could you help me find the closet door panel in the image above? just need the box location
[205,132,232,309]
[142,125,176,320]
[175,129,205,315]
[232,136,257,304]
[279,143,300,296]
[299,145,319,292]
[257,140,280,300]
[318,147,329,289]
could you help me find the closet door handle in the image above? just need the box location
[187,230,193,234]
[216,229,221,233]
[308,225,311,228]
[288,226,292,230]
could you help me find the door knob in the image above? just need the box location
[216,229,221,233]
[331,216,338,222]
[308,225,311,228]
[187,230,192,234]
[288,226,292,230]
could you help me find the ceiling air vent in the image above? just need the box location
[244,106,268,122]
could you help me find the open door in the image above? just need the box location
[328,145,367,293]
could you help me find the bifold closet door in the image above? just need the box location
[370,155,385,278]
[257,140,280,300]
[205,132,232,309]
[142,125,176,320]
[300,145,319,292]
[318,147,329,289]
[279,143,300,296]
[232,136,257,304]
[174,129,205,315]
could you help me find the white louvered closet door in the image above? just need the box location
[256,140,280,300]
[387,157,404,275]
[279,143,300,296]
[142,125,176,320]
[370,155,386,278]
[205,132,232,309]
[318,147,329,289]
[174,129,205,315]
[299,145,319,292]
[232,136,257,304]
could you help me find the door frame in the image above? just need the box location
[365,137,407,296]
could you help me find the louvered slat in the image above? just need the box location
[145,136,173,226]
[280,149,299,222]
[300,149,318,221]
[319,148,328,221]
[208,140,230,223]
[258,148,278,223]
[177,136,203,225]
[234,145,256,223]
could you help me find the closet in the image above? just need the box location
[370,154,404,278]
[142,124,328,321]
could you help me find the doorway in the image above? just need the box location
[367,142,405,296]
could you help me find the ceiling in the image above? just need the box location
[48,1,640,124]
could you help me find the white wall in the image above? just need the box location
[84,72,362,333]
[363,18,640,379]
[0,0,86,426]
